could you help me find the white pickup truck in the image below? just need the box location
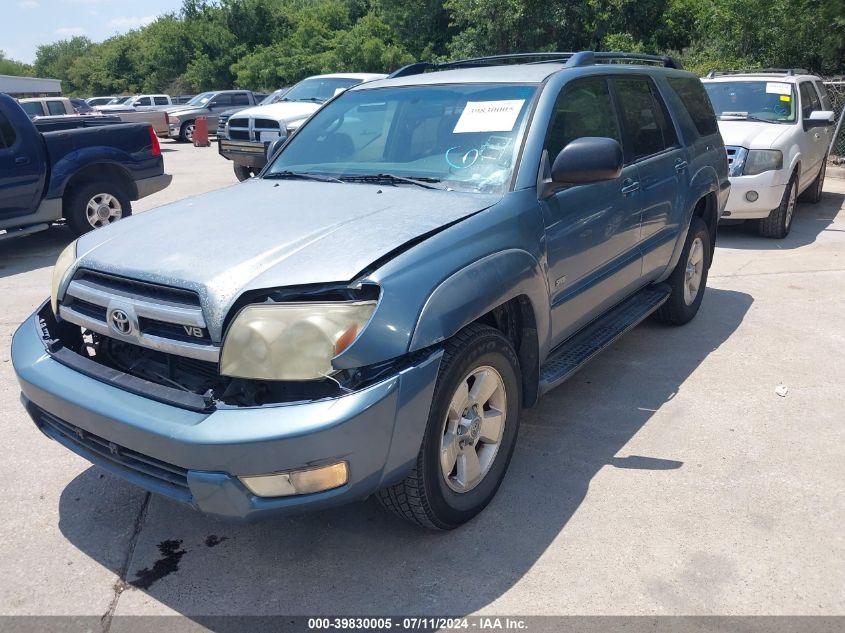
[96,94,173,112]
[702,70,835,238]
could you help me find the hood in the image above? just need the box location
[717,120,793,149]
[75,179,497,340]
[230,101,320,124]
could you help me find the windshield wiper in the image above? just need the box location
[340,173,445,190]
[263,170,343,183]
[719,112,782,124]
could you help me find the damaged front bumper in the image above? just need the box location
[12,305,441,521]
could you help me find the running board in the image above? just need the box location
[539,283,671,394]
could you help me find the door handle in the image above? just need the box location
[14,156,30,165]
[674,160,688,172]
[621,179,641,195]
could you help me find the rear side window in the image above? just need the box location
[19,102,43,117]
[667,77,719,137]
[544,77,621,160]
[46,101,66,116]
[154,96,169,105]
[613,77,678,161]
[136,97,151,106]
[0,112,15,147]
[799,82,821,118]
[231,93,251,106]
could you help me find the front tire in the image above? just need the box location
[758,173,797,238]
[653,216,711,326]
[378,324,522,529]
[179,121,196,143]
[64,180,132,236]
[233,164,255,182]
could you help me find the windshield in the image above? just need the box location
[265,83,536,194]
[106,96,131,105]
[283,77,364,104]
[704,81,796,122]
[260,88,290,105]
[186,92,214,107]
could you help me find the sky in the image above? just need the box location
[4,0,184,65]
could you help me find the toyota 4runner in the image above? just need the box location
[702,69,835,238]
[13,52,729,529]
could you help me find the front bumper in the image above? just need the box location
[134,173,172,200]
[217,139,270,170]
[12,309,441,520]
[723,170,788,219]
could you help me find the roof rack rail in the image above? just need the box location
[706,68,808,78]
[387,50,684,78]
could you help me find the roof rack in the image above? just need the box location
[388,50,684,78]
[706,68,808,78]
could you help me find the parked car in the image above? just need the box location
[164,90,263,142]
[216,88,291,141]
[18,97,76,118]
[0,93,171,240]
[86,96,118,107]
[702,69,835,238]
[96,94,173,112]
[12,52,728,528]
[219,74,385,180]
[102,96,133,106]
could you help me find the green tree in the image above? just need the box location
[0,51,34,77]
[33,36,92,92]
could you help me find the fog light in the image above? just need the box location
[239,462,348,497]
[745,190,759,202]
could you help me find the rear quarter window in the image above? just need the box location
[667,77,719,137]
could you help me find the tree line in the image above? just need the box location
[4,0,844,96]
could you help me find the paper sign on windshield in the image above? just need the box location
[765,82,791,96]
[454,100,525,133]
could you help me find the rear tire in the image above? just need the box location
[233,164,255,182]
[64,180,132,237]
[799,158,826,204]
[758,173,797,238]
[377,324,522,529]
[653,216,710,326]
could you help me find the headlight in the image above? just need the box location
[743,150,783,176]
[220,301,377,381]
[51,240,77,315]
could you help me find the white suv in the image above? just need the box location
[702,70,835,238]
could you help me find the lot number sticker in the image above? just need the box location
[765,82,792,96]
[454,100,526,133]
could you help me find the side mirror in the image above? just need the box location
[266,135,287,162]
[805,110,835,128]
[551,137,623,184]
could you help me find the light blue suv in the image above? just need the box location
[13,52,729,529]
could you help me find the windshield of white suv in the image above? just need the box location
[281,77,365,104]
[265,84,536,194]
[186,92,214,107]
[704,81,796,122]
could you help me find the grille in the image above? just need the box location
[254,119,280,130]
[228,117,249,128]
[229,129,251,141]
[59,269,219,363]
[217,114,231,137]
[725,145,747,176]
[33,405,192,501]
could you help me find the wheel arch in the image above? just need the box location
[61,164,137,218]
[408,249,550,408]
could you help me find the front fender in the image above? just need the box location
[409,249,550,358]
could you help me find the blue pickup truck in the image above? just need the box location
[14,52,729,529]
[0,93,171,241]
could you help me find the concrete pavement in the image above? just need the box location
[0,143,842,624]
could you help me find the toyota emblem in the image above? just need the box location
[110,309,132,335]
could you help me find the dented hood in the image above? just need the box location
[75,179,497,339]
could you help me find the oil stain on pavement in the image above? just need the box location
[131,539,187,590]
